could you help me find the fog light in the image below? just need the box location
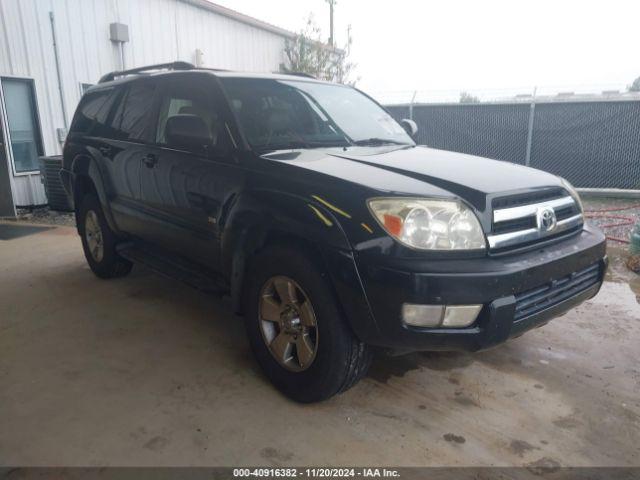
[402,303,482,328]
[441,305,482,328]
[401,304,444,327]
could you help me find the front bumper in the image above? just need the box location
[353,223,607,352]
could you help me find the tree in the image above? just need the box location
[459,91,480,103]
[630,77,640,92]
[282,15,357,85]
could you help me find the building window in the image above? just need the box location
[1,78,44,173]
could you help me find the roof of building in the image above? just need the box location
[181,0,296,39]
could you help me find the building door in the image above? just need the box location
[1,78,44,175]
[0,77,45,213]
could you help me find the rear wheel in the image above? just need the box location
[78,193,132,279]
[245,246,372,403]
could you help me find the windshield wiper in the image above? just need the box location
[352,138,411,146]
[255,141,310,152]
[256,140,350,152]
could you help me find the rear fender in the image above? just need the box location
[70,152,120,234]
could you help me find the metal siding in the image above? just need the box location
[0,0,53,206]
[13,175,48,207]
[173,0,285,70]
[0,0,287,207]
[0,3,12,73]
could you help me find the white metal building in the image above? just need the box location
[0,0,294,216]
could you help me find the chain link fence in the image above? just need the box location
[385,98,640,190]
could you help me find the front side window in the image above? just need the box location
[154,78,226,153]
[155,95,219,147]
[1,78,43,173]
[220,78,413,151]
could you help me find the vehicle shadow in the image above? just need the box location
[367,350,476,384]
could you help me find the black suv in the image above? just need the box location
[62,62,607,402]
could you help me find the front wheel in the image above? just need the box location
[244,246,372,403]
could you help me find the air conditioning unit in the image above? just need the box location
[39,155,72,212]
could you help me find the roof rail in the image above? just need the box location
[98,61,195,83]
[280,71,316,79]
[198,67,231,73]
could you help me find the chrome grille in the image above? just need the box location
[488,191,583,251]
[492,188,565,209]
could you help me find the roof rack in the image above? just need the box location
[98,61,195,83]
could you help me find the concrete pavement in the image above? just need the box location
[0,223,638,467]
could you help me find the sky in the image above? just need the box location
[213,0,640,103]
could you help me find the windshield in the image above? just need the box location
[220,78,414,151]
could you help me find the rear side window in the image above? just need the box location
[69,89,116,135]
[109,81,156,141]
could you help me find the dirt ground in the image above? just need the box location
[0,222,638,467]
[582,197,640,245]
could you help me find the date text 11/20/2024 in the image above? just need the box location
[233,468,401,478]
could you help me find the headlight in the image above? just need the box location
[560,179,583,213]
[367,198,486,250]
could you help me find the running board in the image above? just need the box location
[116,241,229,295]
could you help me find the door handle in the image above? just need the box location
[142,153,158,168]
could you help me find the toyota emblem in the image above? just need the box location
[537,207,557,232]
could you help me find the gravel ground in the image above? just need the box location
[15,206,76,227]
[582,197,640,244]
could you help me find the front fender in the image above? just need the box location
[222,189,381,344]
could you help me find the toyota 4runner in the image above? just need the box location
[62,62,607,402]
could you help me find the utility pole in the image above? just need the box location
[326,0,335,46]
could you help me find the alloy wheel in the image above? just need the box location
[258,276,318,372]
[84,210,104,263]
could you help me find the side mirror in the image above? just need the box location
[165,114,212,153]
[400,118,418,138]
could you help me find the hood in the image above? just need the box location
[262,145,564,211]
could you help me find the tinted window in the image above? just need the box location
[110,81,156,141]
[154,78,225,152]
[69,89,115,135]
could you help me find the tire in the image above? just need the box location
[78,193,132,279]
[244,246,372,403]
